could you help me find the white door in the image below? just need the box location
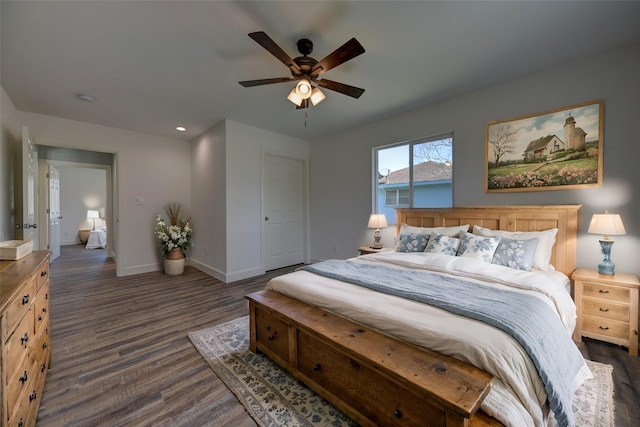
[48,165,61,262]
[263,154,305,271]
[16,126,39,247]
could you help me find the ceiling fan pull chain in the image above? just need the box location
[305,110,308,128]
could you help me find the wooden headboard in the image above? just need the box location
[396,205,581,276]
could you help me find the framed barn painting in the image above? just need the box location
[485,100,603,192]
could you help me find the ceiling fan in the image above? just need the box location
[239,31,365,109]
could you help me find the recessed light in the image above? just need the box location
[77,94,96,102]
[176,126,186,132]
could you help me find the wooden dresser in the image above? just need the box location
[0,251,51,427]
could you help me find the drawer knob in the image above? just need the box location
[599,307,610,312]
[41,270,47,277]
[268,335,275,341]
[21,333,29,346]
[43,342,48,350]
[598,289,610,294]
[599,326,610,331]
[313,363,322,372]
[22,294,30,305]
[29,391,37,402]
[41,363,47,373]
[18,419,24,427]
[38,315,43,321]
[19,371,28,384]
[394,409,403,419]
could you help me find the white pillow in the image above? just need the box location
[400,223,469,237]
[457,231,501,263]
[472,225,558,271]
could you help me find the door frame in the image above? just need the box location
[38,159,113,258]
[260,149,310,270]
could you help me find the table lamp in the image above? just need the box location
[588,210,626,275]
[367,214,388,249]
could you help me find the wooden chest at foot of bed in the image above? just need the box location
[246,290,500,427]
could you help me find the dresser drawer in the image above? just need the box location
[254,306,290,364]
[34,285,50,333]
[35,261,49,292]
[4,307,35,376]
[6,356,38,421]
[582,298,629,322]
[3,279,36,338]
[297,329,446,427]
[583,281,629,302]
[582,315,629,340]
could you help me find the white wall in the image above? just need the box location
[17,111,191,276]
[310,41,640,278]
[190,119,310,283]
[0,87,20,241]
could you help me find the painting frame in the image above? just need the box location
[485,100,603,193]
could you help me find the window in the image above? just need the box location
[374,133,453,224]
[385,189,410,207]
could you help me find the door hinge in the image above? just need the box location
[46,208,50,214]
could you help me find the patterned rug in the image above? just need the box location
[189,316,614,427]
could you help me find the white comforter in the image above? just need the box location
[265,251,592,427]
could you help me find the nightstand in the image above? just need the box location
[78,229,91,244]
[572,268,639,356]
[358,246,392,255]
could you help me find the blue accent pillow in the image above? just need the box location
[425,232,460,256]
[492,237,540,271]
[457,231,501,263]
[396,233,429,252]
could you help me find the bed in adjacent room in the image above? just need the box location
[247,205,587,427]
[85,218,107,249]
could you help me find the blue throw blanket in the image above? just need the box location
[301,260,584,427]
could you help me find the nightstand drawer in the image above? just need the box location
[583,282,629,302]
[582,299,629,322]
[582,315,629,340]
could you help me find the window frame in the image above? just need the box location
[373,132,453,216]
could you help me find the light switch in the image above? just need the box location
[134,196,144,205]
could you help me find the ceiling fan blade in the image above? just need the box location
[239,77,296,87]
[315,78,365,99]
[248,32,301,74]
[311,38,365,76]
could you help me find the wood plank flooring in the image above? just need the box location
[37,245,639,426]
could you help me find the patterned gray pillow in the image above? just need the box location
[395,233,429,252]
[492,237,540,271]
[457,231,501,263]
[425,232,460,256]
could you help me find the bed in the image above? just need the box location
[85,218,107,249]
[247,205,587,427]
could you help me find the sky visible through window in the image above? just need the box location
[377,139,452,176]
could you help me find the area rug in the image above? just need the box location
[188,316,614,427]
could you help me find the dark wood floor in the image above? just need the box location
[37,245,638,426]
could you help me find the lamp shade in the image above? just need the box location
[588,213,626,238]
[367,214,388,229]
[295,79,312,99]
[87,210,100,219]
[310,87,326,106]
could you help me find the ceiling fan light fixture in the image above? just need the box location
[287,88,303,106]
[310,87,326,106]
[295,78,312,99]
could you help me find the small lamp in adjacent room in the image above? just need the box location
[367,214,388,249]
[87,210,100,230]
[588,210,626,275]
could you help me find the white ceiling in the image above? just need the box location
[2,1,640,142]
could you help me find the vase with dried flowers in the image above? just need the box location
[154,203,192,275]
